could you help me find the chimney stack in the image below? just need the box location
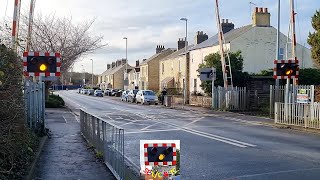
[112,62,115,68]
[178,38,187,50]
[143,59,147,62]
[252,7,271,27]
[221,19,235,34]
[136,60,139,67]
[122,58,127,65]
[156,45,165,54]
[107,64,111,69]
[195,31,208,44]
[116,60,121,67]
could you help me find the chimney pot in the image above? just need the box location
[222,19,225,23]
[259,7,263,12]
[226,19,229,23]
[255,7,258,12]
[264,8,268,13]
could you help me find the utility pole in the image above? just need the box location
[180,17,188,105]
[123,37,128,90]
[90,59,94,87]
[275,0,281,102]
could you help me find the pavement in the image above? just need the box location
[32,108,116,180]
[58,90,320,180]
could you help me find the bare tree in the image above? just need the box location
[25,14,107,72]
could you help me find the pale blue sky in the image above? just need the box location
[1,0,319,74]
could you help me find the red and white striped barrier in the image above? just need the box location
[23,52,61,77]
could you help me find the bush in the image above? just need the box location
[0,44,39,179]
[45,94,65,108]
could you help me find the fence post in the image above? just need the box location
[270,85,273,118]
[274,102,278,124]
[304,104,309,128]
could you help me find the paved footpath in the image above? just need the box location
[33,108,116,180]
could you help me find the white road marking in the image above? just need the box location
[125,128,181,134]
[140,122,161,131]
[184,117,205,127]
[182,127,256,147]
[62,116,67,123]
[235,167,320,178]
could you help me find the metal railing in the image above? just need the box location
[23,81,45,134]
[275,102,320,129]
[80,109,140,180]
[270,85,315,118]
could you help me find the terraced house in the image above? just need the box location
[189,7,314,94]
[139,45,175,92]
[98,59,133,90]
[159,32,208,101]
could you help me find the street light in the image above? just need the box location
[90,59,94,87]
[180,17,188,105]
[81,65,85,87]
[123,37,128,90]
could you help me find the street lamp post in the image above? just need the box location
[123,37,128,90]
[81,65,85,87]
[180,17,188,105]
[90,59,94,87]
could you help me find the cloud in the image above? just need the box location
[1,0,318,74]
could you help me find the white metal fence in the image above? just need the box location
[275,102,320,129]
[212,86,247,111]
[24,81,45,134]
[80,110,141,180]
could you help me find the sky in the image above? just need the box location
[1,0,319,74]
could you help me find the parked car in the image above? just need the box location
[127,89,139,103]
[104,89,110,95]
[87,89,94,95]
[136,90,158,105]
[121,90,130,102]
[94,90,104,97]
[81,89,88,94]
[111,89,119,96]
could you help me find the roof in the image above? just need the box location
[140,53,161,65]
[191,25,253,51]
[100,63,133,76]
[140,48,176,65]
[161,45,194,61]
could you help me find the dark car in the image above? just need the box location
[94,90,104,97]
[111,89,119,96]
[127,89,139,103]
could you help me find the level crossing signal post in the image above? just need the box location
[273,59,299,121]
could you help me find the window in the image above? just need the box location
[279,48,284,60]
[162,63,164,74]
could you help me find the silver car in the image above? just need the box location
[135,90,158,105]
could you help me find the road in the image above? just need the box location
[58,90,320,180]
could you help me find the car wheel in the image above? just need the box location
[136,99,139,104]
[155,103,158,105]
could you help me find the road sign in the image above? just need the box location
[199,68,216,81]
[144,143,176,166]
[297,89,309,103]
[23,51,61,77]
